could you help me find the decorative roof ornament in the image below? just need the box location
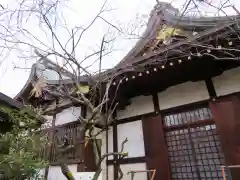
[30,77,48,98]
[150,1,179,18]
[156,24,181,41]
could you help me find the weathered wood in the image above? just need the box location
[142,115,171,180]
[209,95,240,180]
[76,129,85,172]
[84,140,98,172]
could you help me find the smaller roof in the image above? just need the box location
[0,92,22,133]
[0,92,21,109]
[15,57,91,101]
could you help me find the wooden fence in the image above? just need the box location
[40,122,84,165]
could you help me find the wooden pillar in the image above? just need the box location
[209,95,240,180]
[112,122,118,180]
[142,114,171,180]
[77,130,85,172]
[77,105,88,172]
[84,141,98,172]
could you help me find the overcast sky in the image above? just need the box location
[0,0,239,98]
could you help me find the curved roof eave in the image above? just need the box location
[14,59,95,101]
[14,2,240,98]
[114,3,240,71]
[14,64,37,101]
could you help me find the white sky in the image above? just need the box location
[0,0,239,98]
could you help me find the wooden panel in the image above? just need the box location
[209,95,240,180]
[113,122,118,180]
[84,141,97,172]
[142,115,171,180]
[108,157,146,165]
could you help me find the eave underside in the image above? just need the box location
[109,57,240,109]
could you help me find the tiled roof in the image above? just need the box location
[15,2,240,99]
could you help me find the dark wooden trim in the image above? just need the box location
[114,92,240,125]
[84,141,98,172]
[164,119,214,131]
[108,156,146,165]
[115,112,156,125]
[45,112,56,179]
[161,100,209,115]
[81,104,87,118]
[216,91,240,100]
[152,93,160,112]
[77,129,85,172]
[113,121,118,179]
[49,103,57,164]
[50,159,83,166]
[205,78,217,98]
[105,119,109,180]
[142,115,171,180]
[209,95,240,180]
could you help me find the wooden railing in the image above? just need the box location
[39,121,98,171]
[40,122,84,165]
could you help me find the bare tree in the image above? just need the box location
[1,0,240,180]
[0,0,130,179]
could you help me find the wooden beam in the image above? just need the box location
[152,93,160,112]
[142,115,171,180]
[164,118,214,131]
[209,95,240,180]
[108,156,146,165]
[115,112,155,125]
[76,105,86,172]
[113,121,118,180]
[84,141,98,172]
[205,78,217,98]
[50,159,83,166]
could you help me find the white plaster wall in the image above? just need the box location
[120,163,147,180]
[158,81,209,110]
[73,172,102,180]
[107,127,114,160]
[213,67,240,96]
[47,164,77,180]
[107,165,114,180]
[117,120,145,158]
[117,95,154,119]
[55,107,81,126]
